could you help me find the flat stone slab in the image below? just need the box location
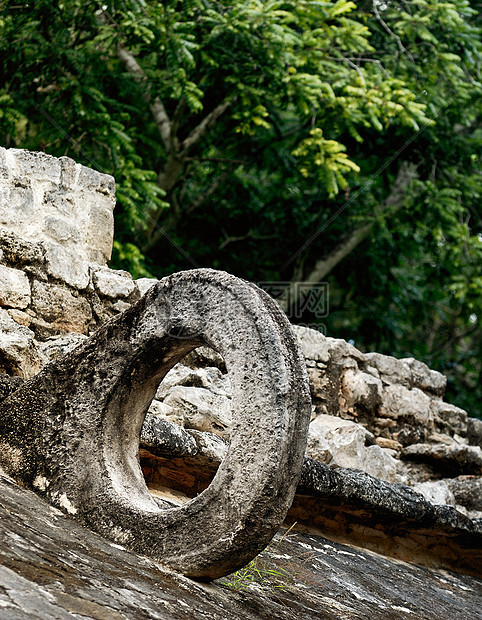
[0,476,480,620]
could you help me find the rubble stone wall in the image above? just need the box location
[0,147,144,377]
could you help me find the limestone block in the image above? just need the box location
[187,429,228,464]
[364,351,412,387]
[403,442,482,476]
[306,414,401,482]
[44,243,90,289]
[147,399,177,420]
[0,265,31,309]
[43,216,81,245]
[293,325,331,363]
[376,437,401,450]
[155,362,231,399]
[59,155,81,190]
[136,277,159,297]
[341,368,383,411]
[400,357,447,396]
[447,476,482,512]
[37,333,88,363]
[6,309,31,328]
[0,228,46,271]
[163,386,232,436]
[0,177,35,231]
[141,414,198,459]
[9,149,61,184]
[380,384,433,428]
[362,445,401,482]
[467,418,482,448]
[30,281,92,334]
[0,309,44,378]
[433,401,468,438]
[92,267,135,299]
[293,325,365,365]
[412,480,456,506]
[183,345,225,370]
[0,147,115,288]
[85,201,115,264]
[110,300,131,313]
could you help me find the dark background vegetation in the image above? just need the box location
[0,0,480,416]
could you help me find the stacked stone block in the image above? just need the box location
[0,147,149,377]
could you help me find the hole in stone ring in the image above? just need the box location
[138,346,230,508]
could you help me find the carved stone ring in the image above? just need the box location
[0,269,311,579]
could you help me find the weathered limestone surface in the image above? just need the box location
[0,147,115,285]
[0,476,480,620]
[0,148,142,363]
[0,269,311,579]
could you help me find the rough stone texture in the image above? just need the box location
[141,326,481,500]
[0,149,142,347]
[433,401,468,438]
[0,308,45,377]
[37,333,89,363]
[137,414,482,577]
[467,417,482,447]
[293,459,482,577]
[0,264,31,308]
[0,374,24,403]
[0,269,312,579]
[0,227,48,280]
[0,477,480,620]
[93,266,136,299]
[0,147,115,285]
[162,387,232,436]
[30,280,93,335]
[136,276,159,296]
[306,414,401,483]
[447,476,482,513]
[412,480,456,506]
[402,442,482,476]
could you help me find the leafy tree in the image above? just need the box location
[0,0,480,415]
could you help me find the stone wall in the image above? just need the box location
[0,147,481,520]
[0,147,145,377]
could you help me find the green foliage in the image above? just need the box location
[221,555,296,592]
[220,524,301,592]
[0,0,480,415]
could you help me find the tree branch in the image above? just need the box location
[372,0,415,64]
[181,99,232,153]
[184,168,235,215]
[144,167,235,252]
[219,231,277,250]
[117,46,172,152]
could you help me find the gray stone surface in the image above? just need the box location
[0,147,115,287]
[306,414,401,483]
[136,276,159,296]
[92,267,136,299]
[0,264,31,308]
[402,442,482,476]
[0,476,481,620]
[0,308,45,377]
[0,269,311,579]
[468,417,482,448]
[447,476,482,513]
[31,280,93,335]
